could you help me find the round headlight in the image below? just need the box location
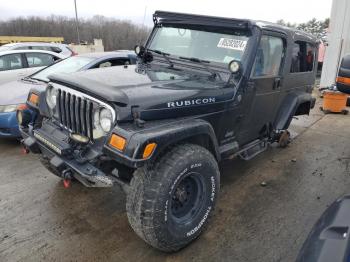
[46,86,58,109]
[99,108,113,132]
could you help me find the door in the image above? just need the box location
[24,52,60,75]
[0,53,27,85]
[239,33,286,143]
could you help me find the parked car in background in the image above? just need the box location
[0,51,136,138]
[0,42,76,58]
[0,50,64,85]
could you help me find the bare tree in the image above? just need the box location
[0,15,151,51]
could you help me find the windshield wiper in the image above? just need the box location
[30,76,47,83]
[178,56,221,80]
[147,49,174,68]
[22,76,39,84]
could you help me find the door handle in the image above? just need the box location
[273,78,281,90]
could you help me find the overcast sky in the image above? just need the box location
[0,0,333,25]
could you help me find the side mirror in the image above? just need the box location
[228,60,243,75]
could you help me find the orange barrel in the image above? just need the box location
[322,91,348,113]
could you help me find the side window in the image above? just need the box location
[0,54,24,71]
[99,61,112,68]
[14,46,30,50]
[253,35,284,77]
[290,41,315,73]
[97,58,131,68]
[128,55,137,64]
[25,53,56,68]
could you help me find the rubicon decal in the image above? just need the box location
[167,98,216,108]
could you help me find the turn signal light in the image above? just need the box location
[142,143,157,159]
[337,76,350,85]
[109,134,126,151]
[28,93,39,106]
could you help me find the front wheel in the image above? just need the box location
[126,144,220,252]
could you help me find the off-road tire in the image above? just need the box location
[126,144,220,252]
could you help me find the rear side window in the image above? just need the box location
[30,46,52,52]
[290,41,315,73]
[252,35,285,77]
[0,54,24,71]
[25,53,57,68]
[50,46,62,53]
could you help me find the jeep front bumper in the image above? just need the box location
[21,122,144,187]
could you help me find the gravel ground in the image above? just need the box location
[0,102,349,262]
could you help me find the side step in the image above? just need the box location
[237,139,269,161]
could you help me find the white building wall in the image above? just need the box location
[68,39,104,54]
[320,0,350,87]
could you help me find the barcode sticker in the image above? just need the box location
[217,38,247,51]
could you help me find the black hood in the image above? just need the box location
[49,65,235,121]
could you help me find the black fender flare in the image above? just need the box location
[26,88,51,117]
[274,91,315,130]
[107,118,221,167]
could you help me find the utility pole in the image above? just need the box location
[139,6,147,44]
[74,0,81,44]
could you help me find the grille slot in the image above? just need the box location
[56,88,95,140]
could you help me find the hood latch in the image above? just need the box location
[131,106,145,128]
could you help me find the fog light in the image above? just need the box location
[109,134,126,151]
[70,133,89,144]
[142,143,157,159]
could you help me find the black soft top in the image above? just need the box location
[154,11,317,43]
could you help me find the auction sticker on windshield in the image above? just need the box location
[217,38,247,51]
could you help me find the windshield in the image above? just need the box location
[148,25,251,66]
[31,56,94,82]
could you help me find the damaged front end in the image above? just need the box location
[18,85,134,189]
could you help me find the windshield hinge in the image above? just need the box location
[153,14,158,25]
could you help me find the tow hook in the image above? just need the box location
[20,141,29,155]
[21,147,29,155]
[62,169,73,188]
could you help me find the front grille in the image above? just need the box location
[56,89,95,139]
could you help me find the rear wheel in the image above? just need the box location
[126,144,220,252]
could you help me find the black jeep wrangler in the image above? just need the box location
[19,11,318,252]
